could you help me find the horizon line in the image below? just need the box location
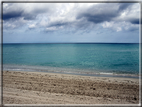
[2,42,139,44]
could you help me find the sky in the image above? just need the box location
[2,2,140,43]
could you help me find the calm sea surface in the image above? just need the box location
[3,43,139,77]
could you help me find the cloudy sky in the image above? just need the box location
[3,2,140,43]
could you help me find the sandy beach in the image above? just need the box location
[3,70,139,104]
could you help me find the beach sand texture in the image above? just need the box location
[3,71,139,104]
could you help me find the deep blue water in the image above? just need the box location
[3,43,139,77]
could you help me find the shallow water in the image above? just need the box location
[3,43,139,77]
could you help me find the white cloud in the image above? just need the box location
[102,21,114,28]
[3,3,140,33]
[46,27,57,31]
[116,27,122,32]
[28,24,36,29]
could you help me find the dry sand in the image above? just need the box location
[2,70,139,104]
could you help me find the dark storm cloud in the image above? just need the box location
[118,3,133,11]
[3,10,23,20]
[22,14,36,20]
[3,3,48,21]
[3,10,38,21]
[76,3,134,24]
[130,19,139,24]
[77,13,117,24]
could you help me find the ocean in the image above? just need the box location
[3,43,139,78]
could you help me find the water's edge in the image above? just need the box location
[3,64,139,79]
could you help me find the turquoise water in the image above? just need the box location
[3,43,139,77]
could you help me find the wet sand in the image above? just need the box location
[3,70,139,104]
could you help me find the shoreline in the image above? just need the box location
[3,68,139,79]
[3,70,139,104]
[5,70,140,80]
[4,69,140,79]
[36,70,140,79]
[3,64,139,79]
